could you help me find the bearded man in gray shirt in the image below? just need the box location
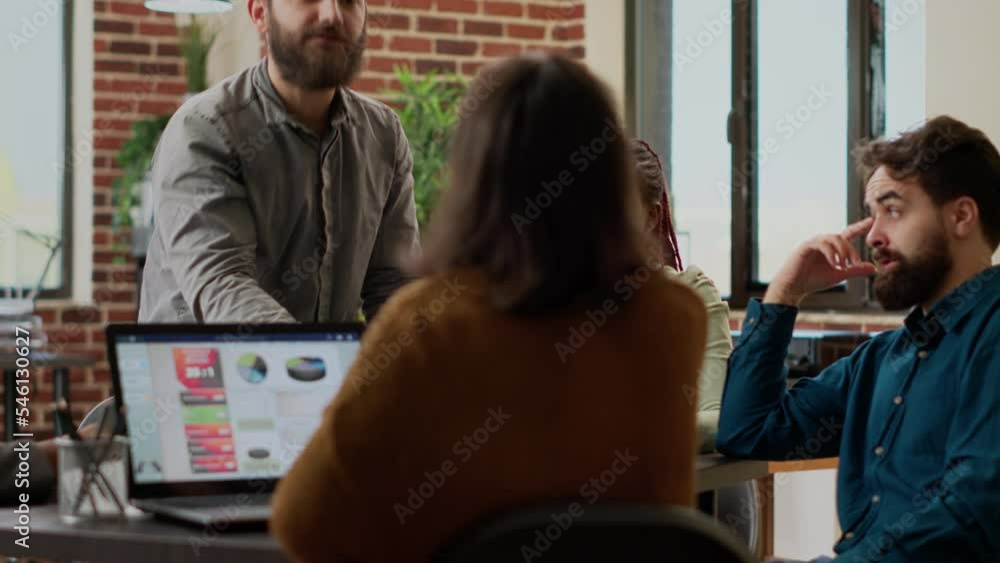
[140,0,419,323]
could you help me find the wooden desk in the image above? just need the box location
[0,505,286,563]
[758,458,839,559]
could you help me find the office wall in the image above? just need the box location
[924,0,1000,264]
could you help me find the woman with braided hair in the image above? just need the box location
[633,139,733,453]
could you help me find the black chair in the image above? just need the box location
[432,502,759,563]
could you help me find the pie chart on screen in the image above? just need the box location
[237,354,268,384]
[286,357,326,382]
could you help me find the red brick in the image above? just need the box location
[156,43,181,57]
[93,192,108,207]
[46,328,88,345]
[93,137,126,151]
[508,23,546,39]
[59,307,101,325]
[482,42,522,57]
[369,12,410,30]
[389,36,432,53]
[553,24,584,41]
[155,81,188,95]
[94,39,109,53]
[92,368,113,383]
[95,20,134,34]
[366,56,412,73]
[138,22,178,36]
[109,1,151,16]
[461,61,486,76]
[437,0,478,14]
[391,0,432,8]
[95,1,108,12]
[485,1,522,17]
[95,60,137,73]
[368,34,385,49]
[436,39,478,56]
[138,100,179,114]
[418,16,458,34]
[351,77,386,93]
[139,62,180,76]
[528,3,585,21]
[94,156,110,168]
[416,59,457,74]
[94,289,134,304]
[464,20,503,36]
[90,328,107,344]
[110,40,152,55]
[107,310,138,322]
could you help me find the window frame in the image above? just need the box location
[31,2,75,299]
[628,0,888,310]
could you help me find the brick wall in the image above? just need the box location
[26,0,586,437]
[356,0,587,94]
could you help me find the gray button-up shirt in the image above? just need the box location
[139,59,419,323]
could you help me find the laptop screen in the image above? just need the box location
[110,327,361,486]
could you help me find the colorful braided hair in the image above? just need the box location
[632,139,683,271]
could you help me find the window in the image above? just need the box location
[0,1,73,298]
[629,0,926,308]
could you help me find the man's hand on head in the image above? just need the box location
[764,217,878,307]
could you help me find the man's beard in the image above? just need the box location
[267,15,367,90]
[872,228,952,311]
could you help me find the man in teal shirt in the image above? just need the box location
[718,115,1000,563]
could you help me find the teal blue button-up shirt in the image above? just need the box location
[717,266,1000,563]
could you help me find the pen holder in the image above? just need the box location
[57,437,129,522]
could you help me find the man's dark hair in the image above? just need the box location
[856,115,1000,248]
[414,53,650,315]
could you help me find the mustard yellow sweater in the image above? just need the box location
[271,269,707,563]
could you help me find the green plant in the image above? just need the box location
[111,114,171,231]
[382,67,468,227]
[180,18,218,93]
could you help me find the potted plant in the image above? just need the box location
[110,114,171,262]
[382,67,468,227]
[179,17,219,97]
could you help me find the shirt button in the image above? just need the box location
[872,495,881,504]
[893,396,904,406]
[845,532,855,539]
[917,350,929,359]
[874,446,885,456]
[748,318,757,325]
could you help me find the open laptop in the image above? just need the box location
[108,323,363,526]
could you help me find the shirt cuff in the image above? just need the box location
[736,298,799,347]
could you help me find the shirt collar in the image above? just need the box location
[903,264,1000,345]
[252,58,353,132]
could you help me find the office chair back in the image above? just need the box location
[432,502,758,563]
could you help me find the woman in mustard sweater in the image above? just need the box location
[270,53,708,563]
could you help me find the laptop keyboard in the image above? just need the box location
[157,494,272,509]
